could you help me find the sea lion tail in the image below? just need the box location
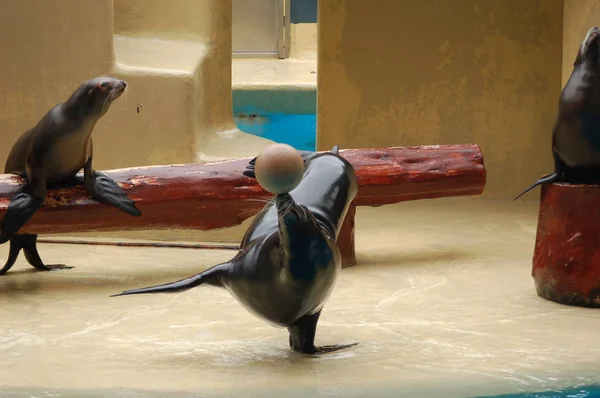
[110,262,228,297]
[110,274,204,297]
[512,172,560,201]
[331,145,339,155]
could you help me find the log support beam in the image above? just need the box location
[532,183,600,307]
[0,145,486,268]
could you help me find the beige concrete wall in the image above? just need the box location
[114,0,214,40]
[0,0,271,173]
[0,0,115,166]
[290,24,317,60]
[0,0,273,244]
[317,0,564,199]
[109,0,272,166]
[562,1,600,86]
[0,0,573,246]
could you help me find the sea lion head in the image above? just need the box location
[64,76,128,118]
[560,27,600,114]
[574,27,600,70]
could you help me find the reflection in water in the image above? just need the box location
[1,199,599,397]
[0,276,43,298]
[3,384,600,398]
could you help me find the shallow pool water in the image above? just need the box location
[480,385,600,398]
[234,105,316,151]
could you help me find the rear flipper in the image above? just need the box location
[110,262,228,297]
[0,234,72,275]
[0,192,44,244]
[288,310,358,355]
[22,234,72,271]
[111,273,205,297]
[83,157,141,217]
[513,153,563,201]
[513,172,561,200]
[0,235,25,274]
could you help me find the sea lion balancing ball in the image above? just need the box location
[254,143,305,194]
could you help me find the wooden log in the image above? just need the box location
[532,183,600,307]
[349,145,485,206]
[0,144,485,234]
[0,145,485,268]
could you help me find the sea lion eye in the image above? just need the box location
[96,81,111,92]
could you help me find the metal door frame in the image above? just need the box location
[232,0,290,59]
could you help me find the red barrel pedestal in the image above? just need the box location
[533,183,600,307]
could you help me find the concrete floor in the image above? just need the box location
[1,198,599,397]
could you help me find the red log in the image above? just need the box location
[0,145,485,268]
[532,183,600,307]
[0,144,485,235]
[349,145,485,206]
[338,203,356,268]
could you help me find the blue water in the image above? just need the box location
[478,385,600,398]
[234,106,317,151]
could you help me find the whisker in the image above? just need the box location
[276,200,295,223]
[101,95,113,115]
[278,207,293,223]
[244,198,275,205]
[248,198,277,219]
[248,205,273,223]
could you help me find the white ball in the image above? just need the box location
[254,143,305,194]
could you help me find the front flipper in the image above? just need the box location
[0,192,43,244]
[287,310,358,355]
[83,157,141,217]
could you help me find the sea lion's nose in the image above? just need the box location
[121,81,128,88]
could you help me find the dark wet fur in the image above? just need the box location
[112,145,359,355]
[514,27,600,200]
[0,77,141,275]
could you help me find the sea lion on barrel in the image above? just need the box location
[0,76,141,275]
[112,145,358,355]
[514,27,600,200]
